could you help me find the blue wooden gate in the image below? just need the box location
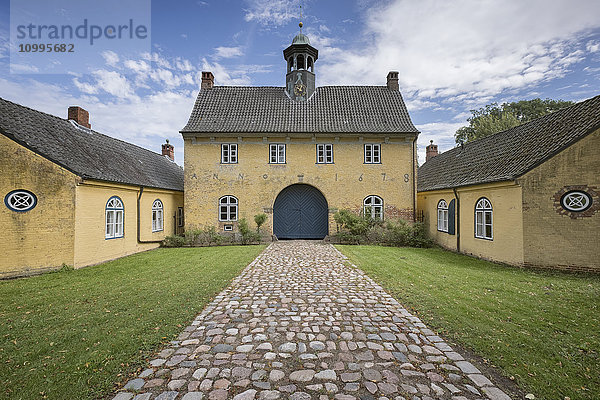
[273,184,328,239]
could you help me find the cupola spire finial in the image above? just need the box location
[299,5,303,33]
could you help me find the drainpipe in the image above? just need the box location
[412,136,417,222]
[453,187,460,252]
[137,186,163,244]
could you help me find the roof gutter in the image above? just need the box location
[452,187,460,252]
[137,186,163,244]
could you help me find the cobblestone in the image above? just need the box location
[111,241,510,399]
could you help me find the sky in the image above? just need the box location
[1,0,600,164]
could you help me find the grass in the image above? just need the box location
[337,245,600,400]
[0,246,265,400]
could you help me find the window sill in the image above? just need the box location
[105,236,124,240]
[474,236,493,241]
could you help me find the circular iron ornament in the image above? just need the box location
[560,190,592,212]
[4,189,38,212]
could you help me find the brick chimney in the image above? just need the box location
[386,71,399,91]
[201,71,214,90]
[162,139,174,161]
[68,106,91,128]
[426,140,439,162]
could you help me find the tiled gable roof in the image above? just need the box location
[0,97,183,191]
[181,86,419,134]
[418,95,600,192]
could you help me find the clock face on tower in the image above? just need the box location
[294,83,306,97]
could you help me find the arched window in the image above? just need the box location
[152,199,163,232]
[363,195,383,220]
[297,54,305,70]
[287,57,293,73]
[105,196,124,239]
[437,200,448,232]
[475,197,493,240]
[219,196,238,221]
[307,57,313,72]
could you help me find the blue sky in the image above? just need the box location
[1,0,600,164]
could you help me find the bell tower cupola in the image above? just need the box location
[284,20,318,101]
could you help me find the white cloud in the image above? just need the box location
[318,0,600,103]
[214,46,244,59]
[73,78,99,94]
[10,64,39,73]
[243,0,301,26]
[201,58,252,86]
[101,50,120,67]
[0,77,192,164]
[91,70,136,99]
[415,121,464,165]
[586,40,599,53]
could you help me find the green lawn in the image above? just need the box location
[0,246,265,400]
[337,245,600,400]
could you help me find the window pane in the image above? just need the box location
[485,224,492,238]
[230,205,237,220]
[222,144,228,163]
[485,211,492,225]
[231,144,237,163]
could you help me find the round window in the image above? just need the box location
[560,190,592,212]
[4,190,38,212]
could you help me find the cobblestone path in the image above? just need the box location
[113,241,510,400]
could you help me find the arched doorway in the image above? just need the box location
[273,184,328,239]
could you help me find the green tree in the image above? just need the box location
[454,98,574,145]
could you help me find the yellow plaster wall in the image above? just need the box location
[519,129,600,271]
[73,181,183,268]
[417,182,524,265]
[417,189,457,250]
[0,134,77,277]
[184,135,417,234]
[457,183,524,265]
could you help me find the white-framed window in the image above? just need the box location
[437,200,448,232]
[152,199,164,232]
[269,144,286,164]
[316,144,334,164]
[475,197,493,240]
[363,195,384,220]
[4,189,37,212]
[177,207,184,227]
[219,195,238,221]
[222,143,238,164]
[364,143,381,164]
[105,196,124,239]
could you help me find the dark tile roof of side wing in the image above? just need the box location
[418,94,600,192]
[181,86,419,134]
[0,97,183,191]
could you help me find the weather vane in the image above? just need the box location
[299,4,303,33]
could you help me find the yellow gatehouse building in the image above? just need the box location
[181,32,419,239]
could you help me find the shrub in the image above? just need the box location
[254,213,267,233]
[200,225,223,246]
[184,228,203,245]
[238,218,261,245]
[163,235,186,247]
[333,209,433,248]
[333,209,379,244]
